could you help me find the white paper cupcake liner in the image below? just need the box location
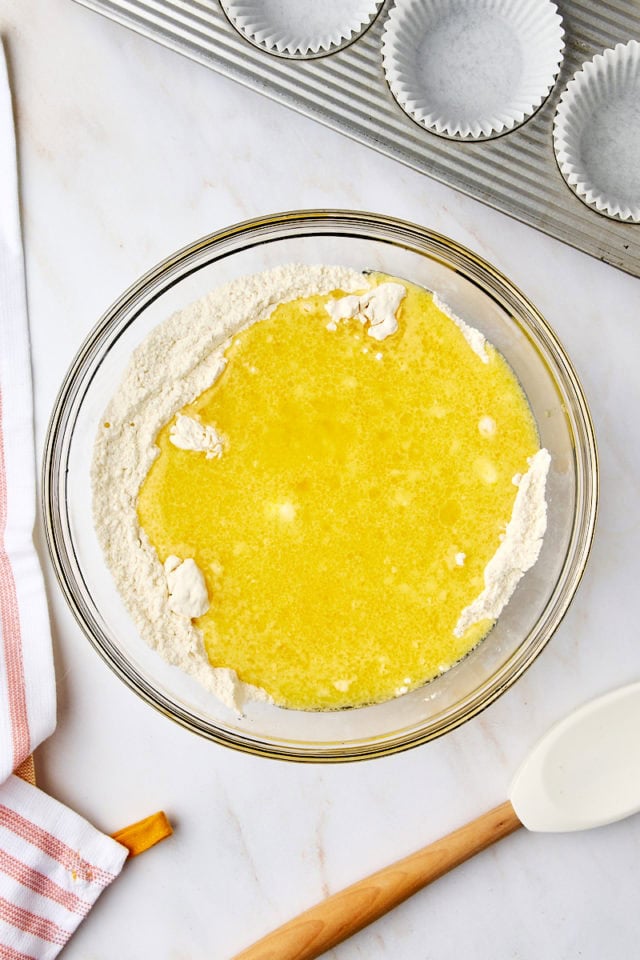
[220,0,383,59]
[382,0,564,140]
[553,41,640,223]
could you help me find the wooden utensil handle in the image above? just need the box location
[232,800,521,960]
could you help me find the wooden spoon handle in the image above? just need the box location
[232,800,521,960]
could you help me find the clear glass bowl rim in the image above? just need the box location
[42,209,599,762]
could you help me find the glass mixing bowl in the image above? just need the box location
[43,210,597,761]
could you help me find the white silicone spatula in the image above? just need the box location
[232,682,640,960]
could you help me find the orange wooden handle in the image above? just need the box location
[232,800,521,960]
[111,811,173,857]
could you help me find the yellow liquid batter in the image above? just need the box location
[137,276,539,710]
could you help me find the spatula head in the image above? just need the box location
[509,682,640,832]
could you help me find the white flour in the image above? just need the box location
[325,282,406,340]
[92,264,550,714]
[169,414,224,459]
[433,292,489,363]
[164,556,209,618]
[92,265,368,714]
[454,448,551,637]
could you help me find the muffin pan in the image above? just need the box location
[73,0,640,277]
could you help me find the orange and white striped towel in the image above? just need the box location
[0,777,127,958]
[0,39,127,958]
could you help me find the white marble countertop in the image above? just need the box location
[3,1,640,957]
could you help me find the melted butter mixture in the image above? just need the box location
[137,276,539,710]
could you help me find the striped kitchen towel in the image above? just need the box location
[0,38,128,958]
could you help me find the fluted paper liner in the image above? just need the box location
[221,0,383,59]
[553,41,640,223]
[382,0,564,140]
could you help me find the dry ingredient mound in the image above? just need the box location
[92,263,549,714]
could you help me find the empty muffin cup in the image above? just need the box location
[553,40,640,223]
[220,0,383,59]
[382,0,565,140]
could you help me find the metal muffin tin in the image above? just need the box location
[73,0,640,277]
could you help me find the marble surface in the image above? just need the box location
[3,1,640,956]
